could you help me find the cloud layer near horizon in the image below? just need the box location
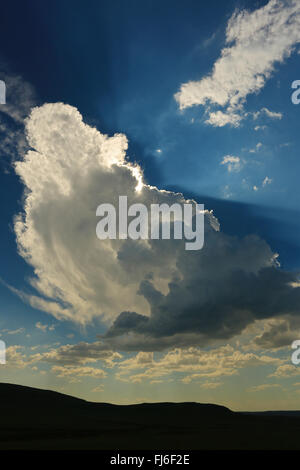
[13,102,300,350]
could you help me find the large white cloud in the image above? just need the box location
[175,0,300,126]
[14,102,210,325]
[13,102,300,350]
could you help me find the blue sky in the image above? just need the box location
[1,0,300,409]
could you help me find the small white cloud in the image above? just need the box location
[249,142,263,153]
[262,176,272,187]
[247,176,272,194]
[254,125,267,131]
[205,110,242,127]
[262,108,282,120]
[253,108,283,121]
[220,155,241,172]
[35,322,48,332]
[35,322,55,333]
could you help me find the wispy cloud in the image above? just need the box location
[250,383,282,392]
[0,71,37,164]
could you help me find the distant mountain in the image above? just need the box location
[0,382,299,450]
[243,410,300,417]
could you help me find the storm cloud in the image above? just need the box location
[13,102,300,351]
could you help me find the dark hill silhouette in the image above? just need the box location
[0,382,299,450]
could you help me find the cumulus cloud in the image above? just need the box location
[4,345,27,369]
[269,364,300,378]
[13,102,216,326]
[175,0,300,126]
[205,110,242,128]
[51,365,106,379]
[114,345,283,384]
[12,102,300,351]
[2,337,286,385]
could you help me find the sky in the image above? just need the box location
[1,0,300,410]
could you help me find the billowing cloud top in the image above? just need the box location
[13,103,300,351]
